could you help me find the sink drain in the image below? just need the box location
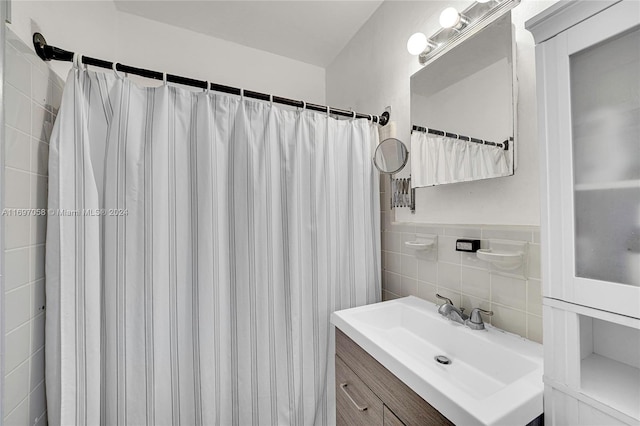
[434,355,451,365]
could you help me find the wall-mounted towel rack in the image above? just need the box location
[412,125,509,150]
[390,176,415,213]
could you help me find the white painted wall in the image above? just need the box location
[8,1,118,79]
[114,11,325,103]
[8,1,325,103]
[326,0,559,226]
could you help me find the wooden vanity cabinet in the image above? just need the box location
[383,406,406,426]
[335,328,453,426]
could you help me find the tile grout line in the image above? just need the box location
[4,243,46,253]
[6,122,51,146]
[2,389,29,420]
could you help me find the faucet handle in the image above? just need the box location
[436,293,454,306]
[468,308,494,328]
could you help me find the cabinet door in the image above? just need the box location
[541,0,640,318]
[336,355,383,426]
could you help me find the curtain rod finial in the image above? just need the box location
[379,111,390,126]
[33,33,50,61]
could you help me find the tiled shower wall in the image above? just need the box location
[380,178,543,344]
[3,29,62,425]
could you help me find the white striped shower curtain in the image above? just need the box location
[45,66,380,426]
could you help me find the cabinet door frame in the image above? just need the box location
[540,0,640,318]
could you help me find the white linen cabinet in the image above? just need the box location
[527,1,640,425]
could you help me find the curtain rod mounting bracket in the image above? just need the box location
[33,32,49,61]
[379,111,390,126]
[33,32,74,62]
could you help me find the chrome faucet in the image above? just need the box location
[465,308,494,330]
[436,294,468,325]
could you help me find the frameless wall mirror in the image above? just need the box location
[410,12,515,187]
[373,138,409,174]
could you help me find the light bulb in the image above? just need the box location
[407,32,428,55]
[476,0,491,3]
[439,7,462,29]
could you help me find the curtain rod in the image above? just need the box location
[32,32,390,126]
[412,125,509,150]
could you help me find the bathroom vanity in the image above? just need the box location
[332,297,544,426]
[336,328,452,425]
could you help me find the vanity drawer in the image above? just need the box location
[336,355,383,426]
[384,405,406,426]
[336,328,453,426]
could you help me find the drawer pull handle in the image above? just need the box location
[340,383,368,412]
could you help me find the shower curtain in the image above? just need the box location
[45,65,380,426]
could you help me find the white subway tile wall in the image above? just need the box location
[380,176,543,343]
[4,29,62,426]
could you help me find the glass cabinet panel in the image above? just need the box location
[570,26,640,286]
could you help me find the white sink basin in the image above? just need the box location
[331,296,543,425]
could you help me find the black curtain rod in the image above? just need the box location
[412,125,509,150]
[32,33,390,126]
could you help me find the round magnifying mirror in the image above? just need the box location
[373,138,409,174]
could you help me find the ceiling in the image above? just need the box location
[114,1,384,67]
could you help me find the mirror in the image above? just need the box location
[373,138,409,174]
[410,12,515,187]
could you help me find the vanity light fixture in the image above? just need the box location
[407,32,428,55]
[439,7,468,30]
[407,0,520,65]
[407,33,438,55]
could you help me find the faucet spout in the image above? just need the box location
[448,307,469,324]
[435,293,468,324]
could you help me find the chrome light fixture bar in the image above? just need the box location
[409,0,520,66]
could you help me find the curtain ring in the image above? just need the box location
[73,53,83,69]
[352,110,356,119]
[368,114,373,122]
[112,62,122,79]
[240,88,244,101]
[204,80,210,94]
[162,72,168,86]
[269,94,273,107]
[326,105,330,118]
[376,115,380,124]
[301,100,306,110]
[73,53,87,71]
